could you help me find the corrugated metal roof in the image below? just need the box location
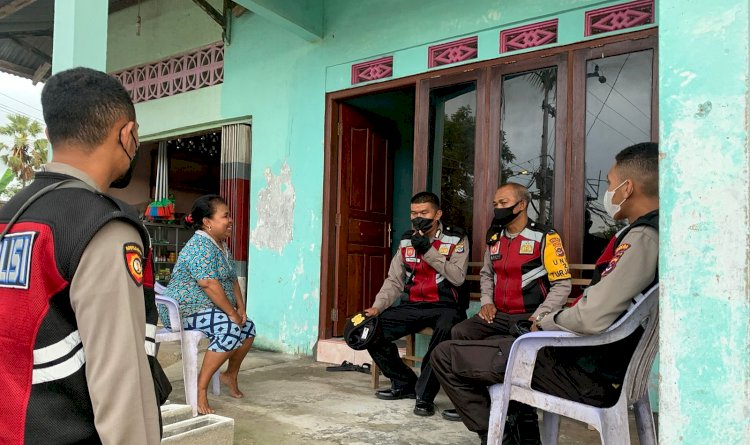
[0,0,54,80]
[0,0,138,81]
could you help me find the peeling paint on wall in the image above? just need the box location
[250,163,295,252]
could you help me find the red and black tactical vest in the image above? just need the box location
[399,226,466,305]
[0,172,161,445]
[486,221,570,314]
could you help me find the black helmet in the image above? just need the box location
[343,312,381,350]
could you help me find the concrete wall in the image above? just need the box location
[659,0,750,443]
[107,0,226,139]
[221,0,654,354]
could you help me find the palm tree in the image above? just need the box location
[0,114,48,188]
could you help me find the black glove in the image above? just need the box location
[411,234,432,254]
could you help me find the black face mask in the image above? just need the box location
[411,216,435,234]
[110,150,140,189]
[492,203,520,227]
[110,131,140,189]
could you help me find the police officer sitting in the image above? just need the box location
[441,183,572,441]
[363,192,469,417]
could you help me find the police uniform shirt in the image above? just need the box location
[538,224,658,334]
[372,222,469,312]
[45,163,161,444]
[478,226,572,319]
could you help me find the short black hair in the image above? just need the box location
[41,67,136,148]
[615,142,659,197]
[411,191,440,209]
[185,194,228,229]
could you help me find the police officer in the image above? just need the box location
[0,68,162,444]
[363,192,469,417]
[431,142,659,445]
[441,183,572,439]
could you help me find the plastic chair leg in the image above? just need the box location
[487,385,510,445]
[541,411,560,445]
[598,402,631,445]
[181,333,202,417]
[633,393,658,445]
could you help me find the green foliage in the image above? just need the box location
[0,114,48,194]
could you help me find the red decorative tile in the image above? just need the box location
[500,19,558,53]
[351,56,393,85]
[112,42,224,103]
[429,36,478,68]
[585,0,654,36]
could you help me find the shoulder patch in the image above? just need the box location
[455,240,465,253]
[123,242,144,286]
[601,243,631,277]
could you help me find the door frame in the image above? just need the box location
[320,28,657,340]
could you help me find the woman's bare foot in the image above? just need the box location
[197,389,215,415]
[220,372,244,398]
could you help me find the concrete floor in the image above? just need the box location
[157,344,646,445]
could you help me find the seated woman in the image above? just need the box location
[160,194,255,414]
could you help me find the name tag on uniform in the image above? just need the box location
[404,246,417,263]
[0,231,36,289]
[519,240,534,255]
[438,244,451,256]
[489,242,501,261]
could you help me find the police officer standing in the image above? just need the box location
[363,192,469,417]
[0,68,161,444]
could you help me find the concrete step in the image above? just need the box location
[160,404,234,445]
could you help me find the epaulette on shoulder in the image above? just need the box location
[442,225,466,238]
[528,220,556,235]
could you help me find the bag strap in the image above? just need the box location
[0,179,96,241]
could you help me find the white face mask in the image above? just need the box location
[603,180,628,219]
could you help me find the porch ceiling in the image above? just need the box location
[233,0,323,42]
[0,0,140,82]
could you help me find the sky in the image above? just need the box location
[0,71,45,147]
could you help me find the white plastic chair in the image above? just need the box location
[155,293,220,417]
[487,285,659,445]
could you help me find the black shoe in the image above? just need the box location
[413,400,435,416]
[375,387,416,400]
[441,408,461,421]
[507,405,541,445]
[478,432,488,445]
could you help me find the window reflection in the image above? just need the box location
[500,67,557,227]
[428,83,476,241]
[584,50,653,263]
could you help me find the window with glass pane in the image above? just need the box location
[428,82,476,241]
[584,50,653,263]
[499,67,557,227]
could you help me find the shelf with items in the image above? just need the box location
[143,221,194,285]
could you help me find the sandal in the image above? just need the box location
[326,360,358,372]
[355,363,372,375]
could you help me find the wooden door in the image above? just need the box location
[333,104,393,336]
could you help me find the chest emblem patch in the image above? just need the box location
[519,240,535,255]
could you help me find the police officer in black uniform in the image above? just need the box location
[363,192,469,417]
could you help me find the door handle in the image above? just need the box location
[387,223,392,248]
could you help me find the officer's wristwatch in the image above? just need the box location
[535,311,550,330]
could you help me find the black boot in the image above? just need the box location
[512,404,541,445]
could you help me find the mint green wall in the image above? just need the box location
[221,0,652,355]
[659,0,750,443]
[106,0,226,139]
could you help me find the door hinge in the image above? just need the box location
[337,121,342,136]
[335,213,341,227]
[331,308,338,322]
